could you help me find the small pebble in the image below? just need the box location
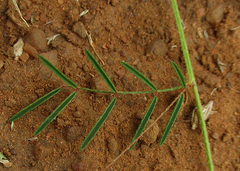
[69,61,77,70]
[212,132,219,140]
[35,88,45,97]
[107,137,120,156]
[72,161,87,171]
[72,22,86,38]
[129,150,139,158]
[126,100,134,107]
[196,8,206,18]
[82,65,88,72]
[217,24,228,39]
[66,126,83,141]
[67,32,83,46]
[7,47,14,58]
[135,111,144,120]
[73,111,81,118]
[206,4,224,26]
[222,133,231,142]
[19,52,29,63]
[69,8,79,23]
[90,76,111,91]
[89,160,99,170]
[5,98,16,108]
[55,136,68,149]
[141,119,159,145]
[23,43,38,58]
[58,0,64,4]
[23,28,47,52]
[146,39,168,56]
[63,66,70,75]
[119,50,127,57]
[39,50,58,79]
[110,0,119,6]
[115,68,125,77]
[57,118,71,126]
[198,162,208,171]
[151,74,158,81]
[33,140,53,160]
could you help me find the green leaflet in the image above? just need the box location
[129,97,157,150]
[85,49,116,92]
[38,55,77,88]
[9,87,62,122]
[121,62,157,91]
[171,62,186,88]
[80,97,117,151]
[159,94,184,147]
[34,91,76,135]
[0,152,6,160]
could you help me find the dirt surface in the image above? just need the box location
[0,0,240,170]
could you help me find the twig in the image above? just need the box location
[85,30,105,65]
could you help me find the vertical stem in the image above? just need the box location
[171,0,214,170]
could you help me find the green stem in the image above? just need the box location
[78,86,182,95]
[171,0,214,170]
[157,86,182,93]
[78,87,113,94]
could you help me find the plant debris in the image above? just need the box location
[79,9,89,17]
[216,59,227,73]
[85,30,105,65]
[191,101,216,130]
[11,0,29,28]
[13,38,24,60]
[46,34,60,45]
[0,152,12,168]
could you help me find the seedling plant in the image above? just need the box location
[9,48,186,151]
[8,0,214,170]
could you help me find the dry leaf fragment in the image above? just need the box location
[80,9,89,17]
[191,101,216,130]
[0,160,12,167]
[46,34,60,45]
[216,59,227,73]
[85,30,105,65]
[0,153,12,168]
[13,38,24,60]
[11,0,29,28]
[10,121,14,131]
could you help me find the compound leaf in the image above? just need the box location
[80,97,117,151]
[85,49,116,92]
[9,87,62,122]
[129,97,157,150]
[171,62,186,88]
[38,55,77,88]
[121,61,157,91]
[159,94,184,147]
[34,91,76,135]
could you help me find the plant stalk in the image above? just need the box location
[171,0,214,170]
[78,86,182,94]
